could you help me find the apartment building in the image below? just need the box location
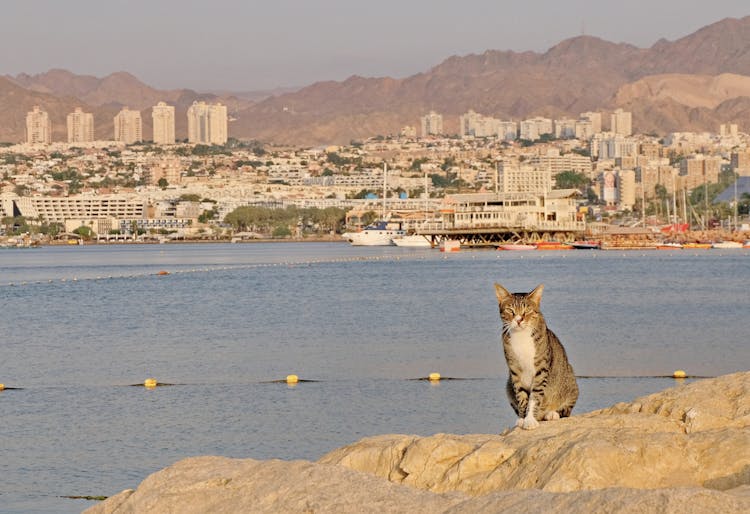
[519,117,553,141]
[420,111,443,137]
[114,108,143,144]
[610,109,632,136]
[152,102,175,145]
[459,110,501,138]
[497,160,551,194]
[679,155,721,190]
[553,118,577,139]
[187,101,228,145]
[67,108,94,143]
[529,151,593,176]
[730,150,750,176]
[26,106,52,144]
[580,111,602,133]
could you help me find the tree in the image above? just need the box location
[554,170,589,191]
[272,225,292,238]
[157,177,168,189]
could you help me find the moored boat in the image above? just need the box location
[535,241,573,250]
[343,220,405,246]
[392,234,432,248]
[571,240,601,250]
[711,241,743,249]
[440,239,461,252]
[683,242,712,250]
[497,243,536,251]
[656,242,683,250]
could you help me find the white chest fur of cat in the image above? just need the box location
[507,325,536,390]
[494,282,579,431]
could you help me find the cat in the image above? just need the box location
[494,283,578,430]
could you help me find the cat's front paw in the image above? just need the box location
[515,418,525,428]
[521,417,540,430]
[543,411,560,421]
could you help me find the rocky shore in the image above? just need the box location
[86,372,749,513]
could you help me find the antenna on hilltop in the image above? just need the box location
[581,20,586,37]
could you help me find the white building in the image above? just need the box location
[498,159,552,194]
[610,109,632,136]
[497,121,518,141]
[152,102,175,145]
[459,110,501,138]
[67,107,94,143]
[187,101,228,145]
[554,118,577,139]
[114,108,143,144]
[420,111,443,137]
[580,111,602,133]
[26,106,52,144]
[519,117,553,141]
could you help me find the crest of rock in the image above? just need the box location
[86,372,750,513]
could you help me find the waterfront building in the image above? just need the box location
[67,108,94,143]
[114,108,143,144]
[152,102,175,145]
[187,101,228,145]
[610,109,632,136]
[11,195,146,223]
[420,111,443,137]
[26,106,52,144]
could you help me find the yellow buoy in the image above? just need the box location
[0,383,5,391]
[673,370,687,379]
[428,372,441,381]
[286,374,299,384]
[144,378,158,388]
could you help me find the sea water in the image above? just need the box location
[0,243,747,513]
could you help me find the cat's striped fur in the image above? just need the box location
[494,283,578,430]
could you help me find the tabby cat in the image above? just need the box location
[494,283,578,430]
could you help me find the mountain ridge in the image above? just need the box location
[5,16,750,145]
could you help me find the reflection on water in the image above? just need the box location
[0,244,746,513]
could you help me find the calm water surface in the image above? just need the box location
[1,243,748,513]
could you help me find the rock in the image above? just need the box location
[86,372,750,513]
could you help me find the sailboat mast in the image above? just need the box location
[382,162,387,219]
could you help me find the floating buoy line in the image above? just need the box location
[0,372,709,393]
[0,252,441,289]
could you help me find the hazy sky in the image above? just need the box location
[1,1,748,92]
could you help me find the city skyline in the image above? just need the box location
[1,1,748,92]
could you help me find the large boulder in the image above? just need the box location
[86,372,750,513]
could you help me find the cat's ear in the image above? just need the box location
[494,283,511,303]
[527,284,544,306]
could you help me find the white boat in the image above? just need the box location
[712,241,743,249]
[392,234,432,248]
[344,221,405,246]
